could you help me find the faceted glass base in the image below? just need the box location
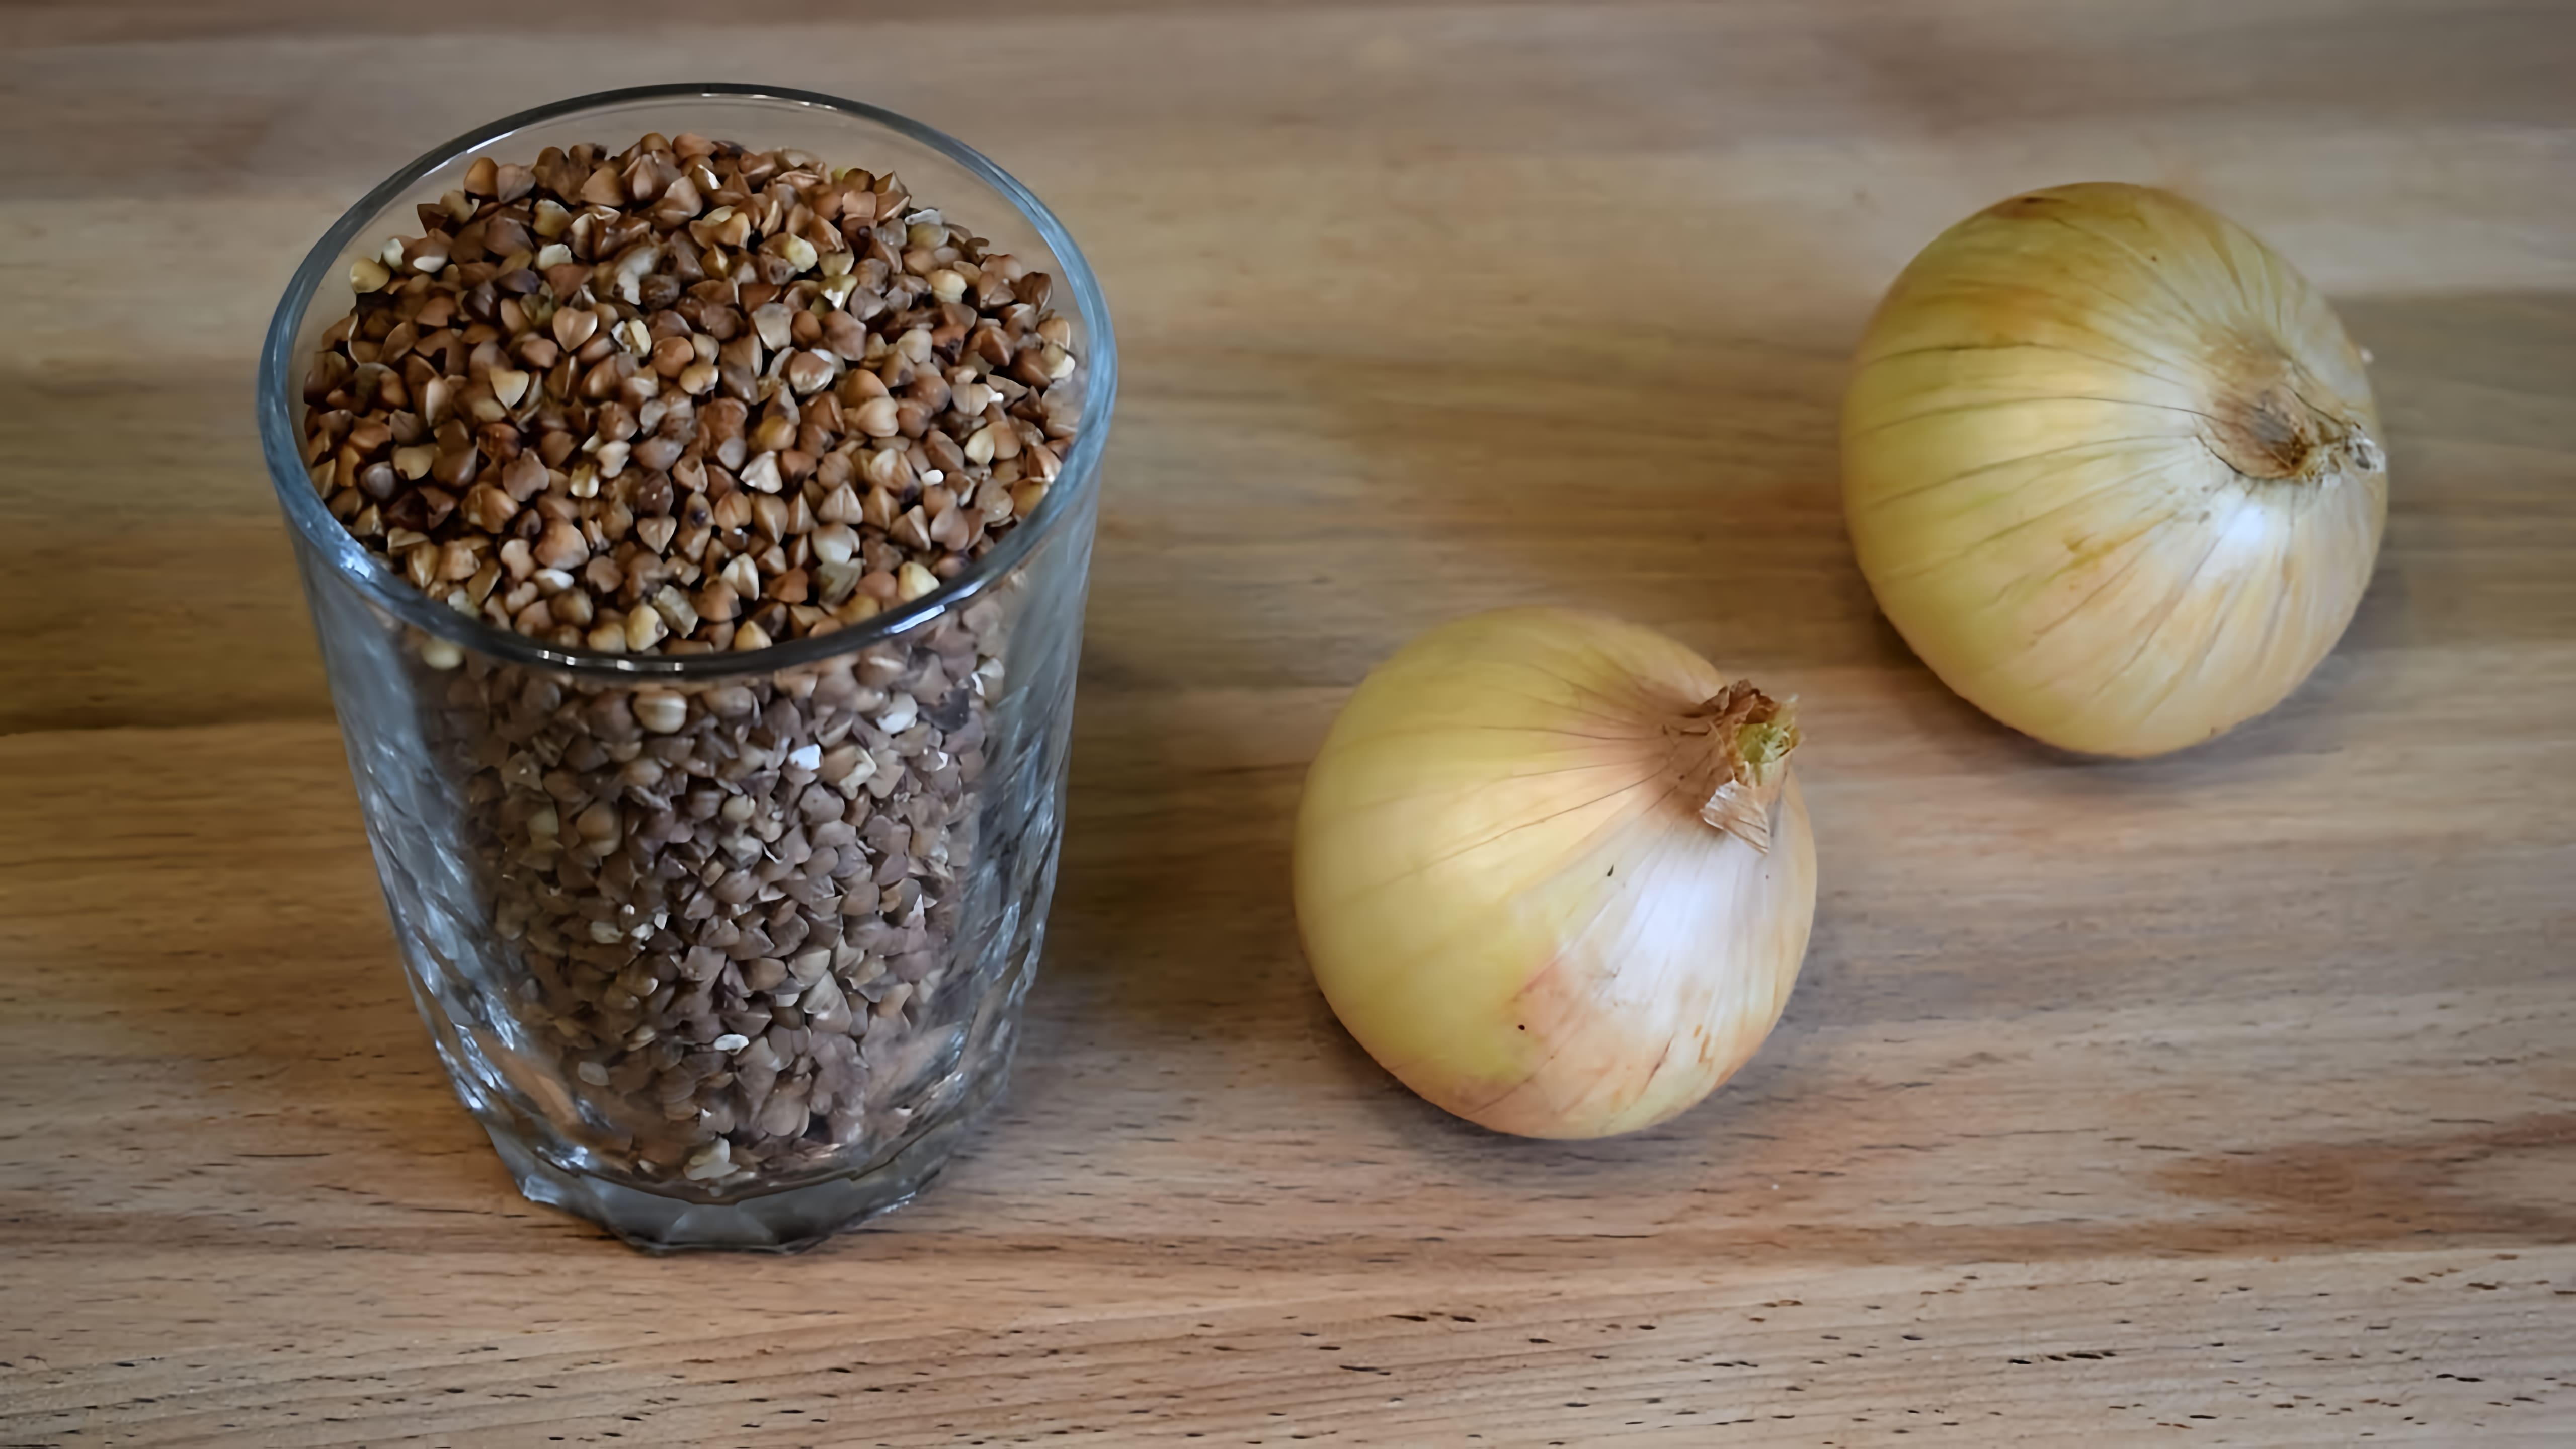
[485,1066,999,1252]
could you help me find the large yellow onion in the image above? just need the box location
[1842,182,2386,756]
[1293,608,1816,1139]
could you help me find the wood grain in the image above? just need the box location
[2,2,2572,1443]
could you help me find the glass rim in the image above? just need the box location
[258,82,1116,682]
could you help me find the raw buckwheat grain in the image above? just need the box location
[302,131,1081,1186]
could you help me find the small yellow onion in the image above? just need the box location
[1293,608,1817,1139]
[1842,182,2386,756]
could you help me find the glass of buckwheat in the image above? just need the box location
[258,85,1114,1251]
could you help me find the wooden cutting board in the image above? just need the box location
[2,2,2569,1442]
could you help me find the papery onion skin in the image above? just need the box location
[1843,182,2386,757]
[1293,608,1816,1140]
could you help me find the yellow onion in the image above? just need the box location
[1293,608,1816,1139]
[1842,182,2386,757]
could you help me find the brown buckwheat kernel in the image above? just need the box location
[304,132,1081,1186]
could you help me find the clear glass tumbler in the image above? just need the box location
[258,86,1114,1250]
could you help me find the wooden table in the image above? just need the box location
[4,3,2571,1443]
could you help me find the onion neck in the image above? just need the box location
[2204,337,2384,486]
[1666,681,1799,854]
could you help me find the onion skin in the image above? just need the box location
[1293,608,1816,1140]
[1843,183,2386,757]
